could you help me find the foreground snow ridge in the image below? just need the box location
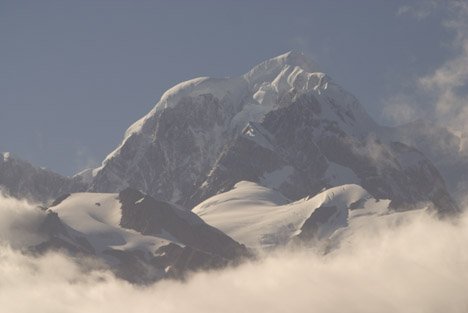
[194,182,390,249]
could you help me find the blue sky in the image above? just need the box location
[1,0,466,175]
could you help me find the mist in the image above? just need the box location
[385,1,468,137]
[0,194,47,248]
[1,195,467,313]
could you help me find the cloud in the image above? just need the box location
[73,145,99,174]
[1,192,468,313]
[388,0,468,136]
[382,94,422,124]
[397,1,437,20]
[384,2,468,202]
[417,1,468,133]
[0,193,46,248]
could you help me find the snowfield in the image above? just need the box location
[51,193,174,259]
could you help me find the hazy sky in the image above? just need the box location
[0,0,460,175]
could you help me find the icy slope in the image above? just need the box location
[193,181,390,249]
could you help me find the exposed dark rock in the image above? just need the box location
[119,188,250,260]
[295,204,350,244]
[30,211,95,256]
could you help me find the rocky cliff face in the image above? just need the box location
[118,188,249,260]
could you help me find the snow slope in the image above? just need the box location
[193,181,390,249]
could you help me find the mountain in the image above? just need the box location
[81,51,458,214]
[32,189,249,283]
[0,152,86,203]
[0,51,463,284]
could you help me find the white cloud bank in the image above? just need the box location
[1,195,468,313]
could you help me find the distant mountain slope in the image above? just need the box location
[0,152,86,203]
[384,119,468,205]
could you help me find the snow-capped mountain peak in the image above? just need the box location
[244,50,320,85]
[115,51,323,145]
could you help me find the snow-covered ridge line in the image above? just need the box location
[103,50,330,152]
